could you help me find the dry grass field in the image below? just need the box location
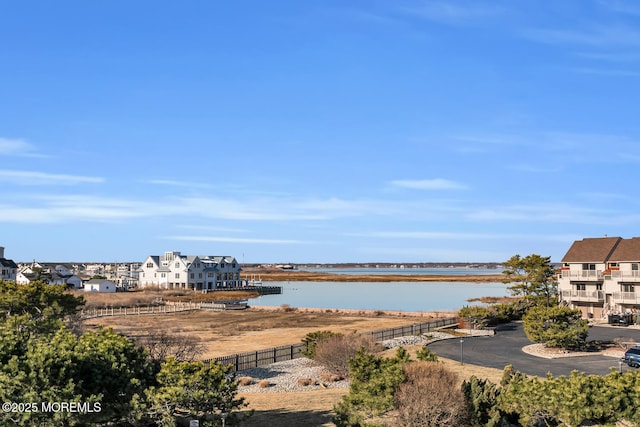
[242,267,505,283]
[82,308,449,359]
[76,288,260,309]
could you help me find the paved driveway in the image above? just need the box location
[426,322,640,377]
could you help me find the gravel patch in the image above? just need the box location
[237,358,349,393]
[236,332,461,393]
[382,331,453,348]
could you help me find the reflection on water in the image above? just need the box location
[250,281,509,312]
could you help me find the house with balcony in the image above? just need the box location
[558,237,640,320]
[138,251,243,291]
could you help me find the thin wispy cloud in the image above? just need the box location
[575,51,640,62]
[466,203,631,226]
[391,178,467,190]
[400,1,504,25]
[0,138,42,157]
[451,134,528,154]
[0,193,399,224]
[0,195,150,223]
[146,179,216,189]
[350,231,504,240]
[508,164,562,173]
[0,170,104,185]
[166,236,309,244]
[573,67,640,77]
[598,0,640,15]
[176,225,250,233]
[523,25,640,47]
[349,231,576,242]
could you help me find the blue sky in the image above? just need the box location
[1,0,639,264]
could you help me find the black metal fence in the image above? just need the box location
[207,317,457,372]
[364,317,457,341]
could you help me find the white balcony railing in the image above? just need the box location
[560,270,603,280]
[611,292,640,304]
[610,270,640,281]
[560,290,604,302]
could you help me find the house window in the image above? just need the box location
[175,273,180,279]
[596,284,603,291]
[575,284,586,291]
[582,263,596,270]
[622,284,635,292]
[161,273,166,278]
[232,263,236,268]
[208,273,213,277]
[632,263,639,271]
[198,273,203,279]
[175,262,180,268]
[221,263,225,268]
[190,273,194,279]
[146,262,154,268]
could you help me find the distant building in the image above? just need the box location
[138,251,243,290]
[16,262,83,289]
[0,246,18,282]
[84,279,116,293]
[558,237,640,319]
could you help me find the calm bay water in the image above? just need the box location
[250,281,509,312]
[302,267,502,276]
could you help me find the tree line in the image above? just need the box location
[0,280,248,426]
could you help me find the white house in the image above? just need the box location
[84,279,117,293]
[0,246,18,282]
[15,262,83,289]
[558,237,640,320]
[138,251,243,291]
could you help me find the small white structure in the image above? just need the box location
[0,246,18,282]
[84,279,116,293]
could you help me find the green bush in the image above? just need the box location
[462,376,501,427]
[522,305,589,349]
[458,305,492,319]
[333,348,409,426]
[415,346,438,362]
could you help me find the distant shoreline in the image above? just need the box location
[243,268,505,283]
[249,305,457,318]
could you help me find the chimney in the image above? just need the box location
[0,247,4,258]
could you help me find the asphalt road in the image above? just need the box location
[426,322,640,377]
